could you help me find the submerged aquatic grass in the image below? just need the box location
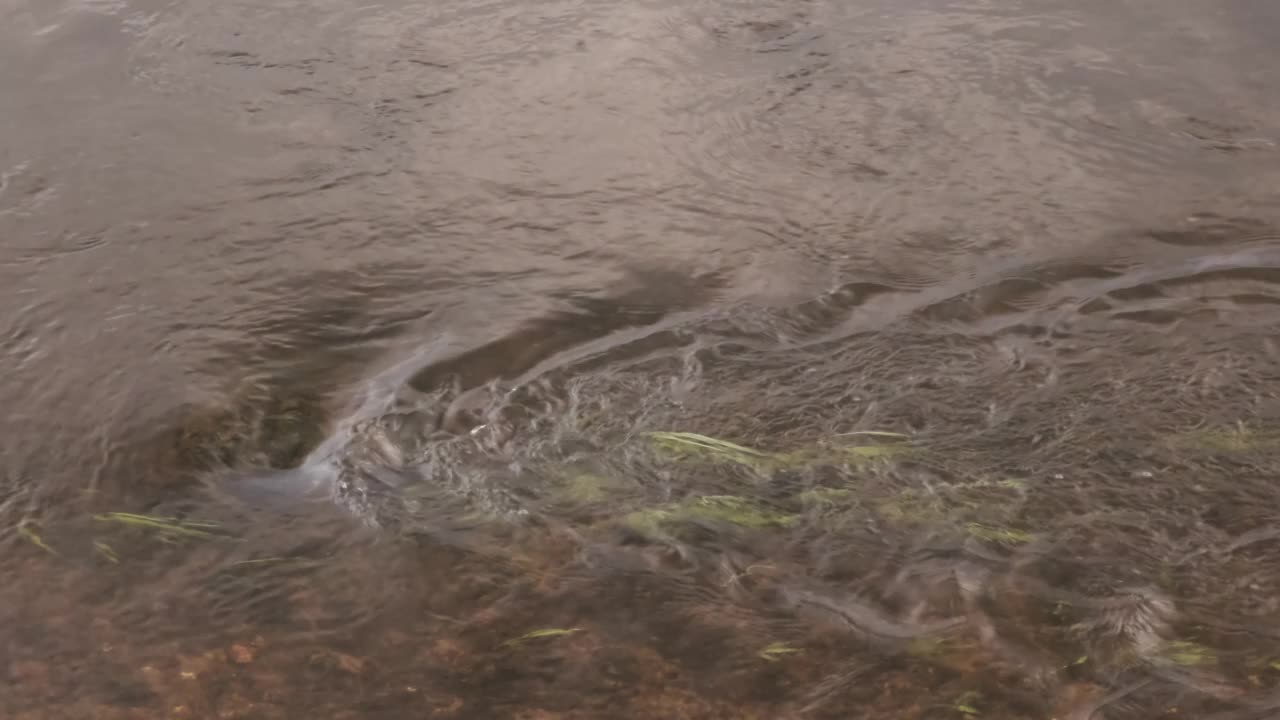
[230,556,289,566]
[93,540,120,564]
[93,512,225,539]
[1159,640,1217,667]
[622,507,677,537]
[952,691,982,716]
[645,429,914,473]
[1168,422,1280,452]
[503,627,583,647]
[830,430,911,440]
[552,469,615,504]
[646,431,772,469]
[875,490,945,525]
[623,495,797,536]
[965,523,1033,544]
[797,487,857,508]
[685,495,797,528]
[757,642,804,661]
[867,473,1031,539]
[17,520,58,556]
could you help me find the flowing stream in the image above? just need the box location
[3,1,1280,717]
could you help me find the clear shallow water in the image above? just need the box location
[3,0,1280,717]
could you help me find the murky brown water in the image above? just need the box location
[4,0,1280,717]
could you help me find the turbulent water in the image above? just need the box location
[4,0,1280,718]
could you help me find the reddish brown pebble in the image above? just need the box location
[333,652,365,674]
[229,644,255,665]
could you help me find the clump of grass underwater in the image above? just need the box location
[12,375,1280,719]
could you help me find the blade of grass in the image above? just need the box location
[503,627,582,647]
[93,540,120,564]
[831,430,911,439]
[646,432,769,456]
[758,642,804,661]
[646,431,772,469]
[17,520,59,556]
[94,512,220,538]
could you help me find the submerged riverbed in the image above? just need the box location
[4,0,1280,718]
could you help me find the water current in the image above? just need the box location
[3,0,1280,717]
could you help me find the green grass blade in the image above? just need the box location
[94,512,220,538]
[17,521,59,556]
[758,642,804,661]
[93,540,120,564]
[646,431,769,456]
[503,627,583,647]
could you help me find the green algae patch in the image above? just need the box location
[798,487,857,508]
[868,473,1031,537]
[1159,640,1217,667]
[623,507,679,537]
[683,495,797,528]
[555,470,615,504]
[965,523,1033,545]
[875,489,945,526]
[623,495,797,537]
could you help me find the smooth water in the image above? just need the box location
[4,0,1280,717]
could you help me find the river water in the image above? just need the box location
[4,0,1280,717]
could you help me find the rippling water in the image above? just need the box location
[4,0,1280,717]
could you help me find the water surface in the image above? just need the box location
[3,0,1280,717]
